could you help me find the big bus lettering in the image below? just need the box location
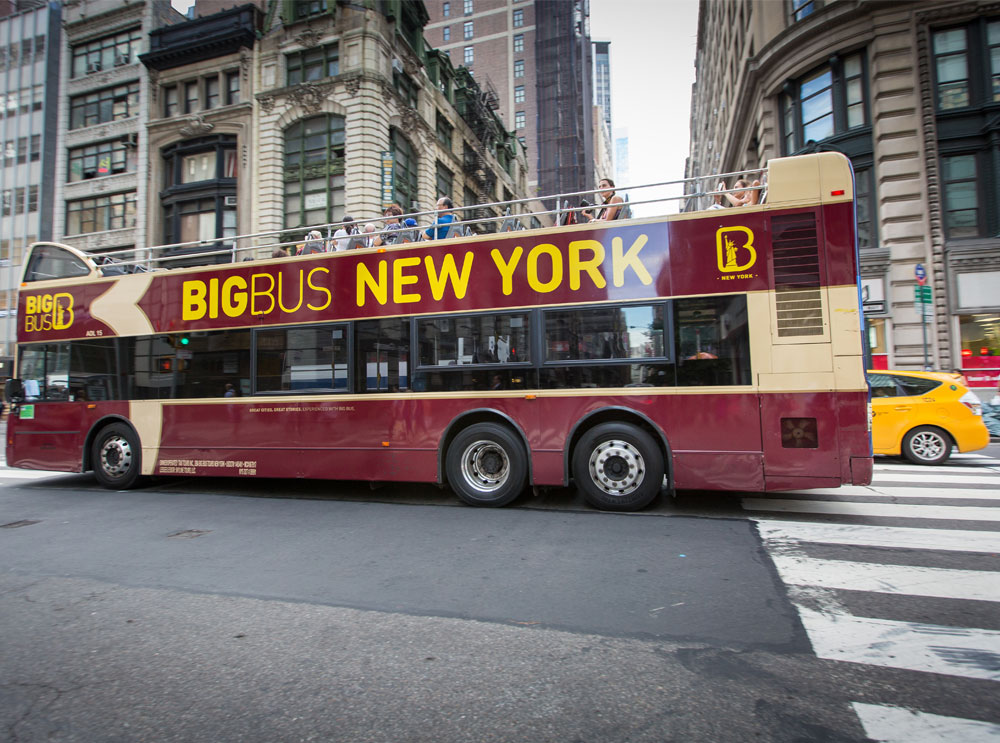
[357,260,388,306]
[277,271,304,313]
[182,281,208,320]
[305,267,332,311]
[491,246,522,296]
[611,235,652,288]
[251,273,275,315]
[568,240,606,290]
[716,226,756,273]
[223,275,248,315]
[424,252,474,301]
[393,256,422,304]
[527,244,562,293]
[24,292,75,332]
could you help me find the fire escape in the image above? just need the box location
[456,71,501,231]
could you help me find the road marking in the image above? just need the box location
[794,485,1000,499]
[851,703,1000,742]
[0,469,75,480]
[743,499,1000,522]
[870,473,1000,485]
[769,553,1000,603]
[797,606,1000,681]
[874,464,1000,475]
[756,520,1000,553]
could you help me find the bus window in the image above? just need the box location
[17,344,47,400]
[68,339,119,401]
[355,319,409,392]
[674,295,751,386]
[417,312,531,366]
[122,330,250,399]
[23,245,91,282]
[544,304,666,361]
[256,324,348,393]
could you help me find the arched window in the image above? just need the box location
[284,114,345,229]
[391,128,418,211]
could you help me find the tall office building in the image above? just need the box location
[593,39,610,133]
[688,0,1000,398]
[0,0,60,358]
[424,0,595,199]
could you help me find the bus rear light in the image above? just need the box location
[781,418,818,448]
[959,391,982,416]
[831,189,845,196]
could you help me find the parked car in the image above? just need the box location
[868,370,990,465]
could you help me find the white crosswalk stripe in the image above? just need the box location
[752,453,1000,739]
[0,466,75,480]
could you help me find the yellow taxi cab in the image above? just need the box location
[868,370,990,465]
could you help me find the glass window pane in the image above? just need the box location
[945,181,977,211]
[256,325,348,393]
[545,305,664,362]
[801,88,832,125]
[799,68,831,100]
[675,295,751,386]
[418,313,531,366]
[803,113,834,143]
[936,54,967,83]
[939,81,969,109]
[933,28,966,55]
[844,54,862,78]
[847,102,864,129]
[846,78,863,106]
[943,154,975,181]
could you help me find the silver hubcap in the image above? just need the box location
[460,440,510,494]
[589,439,644,496]
[100,435,133,478]
[910,431,946,461]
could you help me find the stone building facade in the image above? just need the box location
[688,0,1000,398]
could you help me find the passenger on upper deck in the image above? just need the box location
[421,197,457,240]
[713,178,761,208]
[374,204,404,247]
[360,223,378,249]
[333,217,356,251]
[582,179,624,222]
[301,229,326,255]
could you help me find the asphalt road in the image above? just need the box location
[0,477,876,743]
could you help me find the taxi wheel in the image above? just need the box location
[901,426,952,466]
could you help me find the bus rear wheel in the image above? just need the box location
[92,422,142,489]
[446,423,526,507]
[573,422,664,511]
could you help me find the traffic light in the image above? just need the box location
[158,356,173,372]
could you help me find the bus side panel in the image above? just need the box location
[7,403,85,472]
[820,202,859,286]
[837,389,873,486]
[532,391,765,489]
[760,391,843,490]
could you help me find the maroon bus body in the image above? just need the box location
[8,201,873,492]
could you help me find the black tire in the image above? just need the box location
[901,425,952,465]
[446,422,527,507]
[572,422,664,511]
[91,422,142,489]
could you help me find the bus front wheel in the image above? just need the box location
[573,422,664,511]
[92,422,142,489]
[446,423,526,507]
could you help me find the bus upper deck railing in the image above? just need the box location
[39,167,768,277]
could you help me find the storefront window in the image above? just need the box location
[959,314,1000,388]
[866,317,888,370]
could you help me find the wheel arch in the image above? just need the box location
[82,415,138,472]
[564,407,672,487]
[437,408,532,486]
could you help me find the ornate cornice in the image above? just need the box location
[179,114,215,138]
[257,94,276,114]
[295,28,323,48]
[288,82,333,115]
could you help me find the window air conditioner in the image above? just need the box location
[86,62,102,73]
[224,196,238,207]
[116,53,131,66]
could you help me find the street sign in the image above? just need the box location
[915,263,926,286]
[914,285,932,303]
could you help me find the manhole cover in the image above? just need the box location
[1,520,40,529]
[167,529,212,539]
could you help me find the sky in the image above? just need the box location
[589,0,699,214]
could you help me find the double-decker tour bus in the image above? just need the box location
[4,152,872,511]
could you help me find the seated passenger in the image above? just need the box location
[713,179,760,207]
[581,179,624,221]
[333,216,356,251]
[359,222,378,249]
[421,197,457,240]
[374,204,404,247]
[301,229,326,255]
